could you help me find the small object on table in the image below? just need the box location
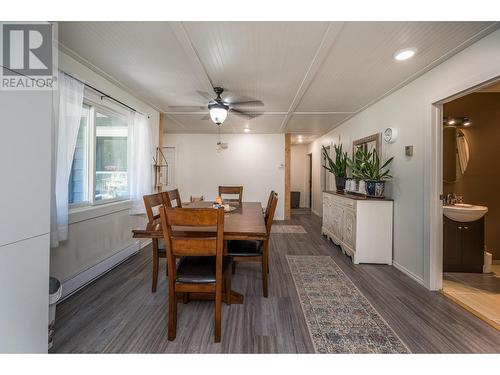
[215,196,223,205]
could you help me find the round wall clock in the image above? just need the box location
[383,127,398,143]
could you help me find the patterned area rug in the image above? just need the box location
[271,225,307,234]
[287,255,410,353]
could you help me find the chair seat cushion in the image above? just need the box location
[227,240,263,257]
[176,256,232,284]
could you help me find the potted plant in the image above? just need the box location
[348,148,394,197]
[322,144,347,192]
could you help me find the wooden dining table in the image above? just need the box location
[132,201,267,304]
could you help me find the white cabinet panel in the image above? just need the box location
[0,90,51,246]
[322,192,393,265]
[0,234,49,353]
[343,208,356,251]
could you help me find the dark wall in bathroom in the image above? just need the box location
[443,92,500,260]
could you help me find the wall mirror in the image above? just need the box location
[443,126,470,183]
[352,133,382,161]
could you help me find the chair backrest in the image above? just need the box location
[159,207,225,279]
[164,189,182,208]
[143,192,165,222]
[264,192,278,236]
[264,190,276,218]
[218,186,243,204]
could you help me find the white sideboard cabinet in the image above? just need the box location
[322,191,393,265]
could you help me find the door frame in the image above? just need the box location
[428,76,500,290]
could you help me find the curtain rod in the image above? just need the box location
[1,64,151,119]
[62,71,150,119]
[2,64,152,119]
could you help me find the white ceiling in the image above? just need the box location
[58,21,498,142]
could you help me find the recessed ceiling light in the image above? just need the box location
[298,138,303,143]
[394,48,416,61]
[244,128,250,133]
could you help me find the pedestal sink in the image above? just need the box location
[443,203,488,222]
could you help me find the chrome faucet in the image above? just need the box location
[444,193,463,205]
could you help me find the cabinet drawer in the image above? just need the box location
[331,195,357,209]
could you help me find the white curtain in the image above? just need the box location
[129,112,153,214]
[50,73,84,248]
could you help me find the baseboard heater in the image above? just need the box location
[59,240,151,303]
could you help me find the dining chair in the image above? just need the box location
[218,186,243,205]
[263,190,275,216]
[159,206,233,342]
[143,192,168,293]
[164,188,183,208]
[226,191,278,297]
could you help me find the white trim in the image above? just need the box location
[68,199,132,224]
[311,208,320,217]
[59,240,149,302]
[393,261,424,286]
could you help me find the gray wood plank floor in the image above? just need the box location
[52,210,500,353]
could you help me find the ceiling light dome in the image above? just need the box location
[394,48,417,61]
[208,102,229,125]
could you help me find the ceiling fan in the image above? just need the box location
[167,87,264,126]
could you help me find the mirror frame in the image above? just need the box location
[352,133,382,159]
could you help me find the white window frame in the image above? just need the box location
[68,98,132,209]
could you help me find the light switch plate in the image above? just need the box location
[405,145,413,157]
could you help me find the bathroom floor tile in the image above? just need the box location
[443,271,500,330]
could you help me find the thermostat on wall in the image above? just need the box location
[383,127,398,143]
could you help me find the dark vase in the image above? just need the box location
[365,180,385,197]
[335,176,346,192]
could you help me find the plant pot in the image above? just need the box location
[365,180,385,197]
[335,176,346,192]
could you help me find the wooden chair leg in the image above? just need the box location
[214,284,222,343]
[224,266,232,305]
[232,261,236,274]
[168,286,177,341]
[182,292,190,304]
[152,243,159,293]
[262,255,269,298]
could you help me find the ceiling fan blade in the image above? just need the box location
[166,105,207,111]
[229,100,264,107]
[230,108,262,119]
[196,90,214,101]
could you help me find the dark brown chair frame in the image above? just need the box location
[229,192,278,297]
[164,189,183,208]
[143,192,168,293]
[218,186,243,205]
[159,206,232,342]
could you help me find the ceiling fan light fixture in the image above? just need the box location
[208,102,229,125]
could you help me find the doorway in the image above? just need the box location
[439,80,500,329]
[307,153,312,208]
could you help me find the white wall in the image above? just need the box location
[49,51,160,283]
[291,144,308,208]
[308,29,500,289]
[0,89,51,352]
[165,133,285,219]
